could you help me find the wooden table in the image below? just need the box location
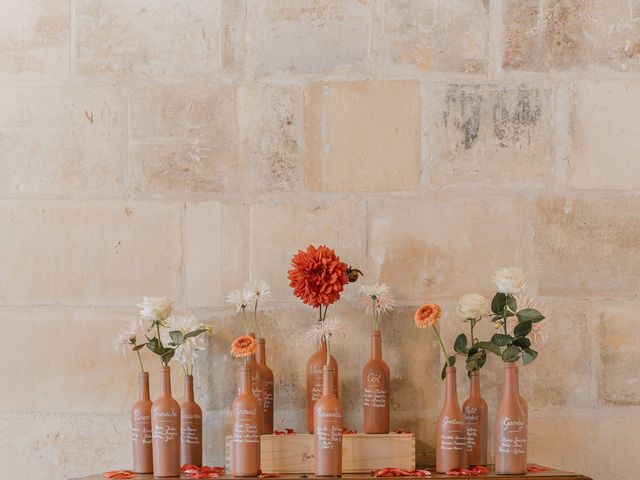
[73,467,593,480]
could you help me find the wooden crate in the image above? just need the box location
[225,433,415,474]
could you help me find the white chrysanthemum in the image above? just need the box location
[361,283,396,315]
[306,318,344,344]
[457,293,491,319]
[113,320,146,356]
[492,267,528,295]
[226,289,255,312]
[163,314,212,367]
[138,296,173,323]
[246,280,271,301]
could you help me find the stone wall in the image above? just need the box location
[1,1,639,479]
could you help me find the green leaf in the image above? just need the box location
[502,345,521,363]
[514,320,532,337]
[146,337,161,354]
[516,308,545,323]
[161,348,175,364]
[169,330,184,345]
[491,333,513,347]
[441,363,447,380]
[454,334,468,354]
[506,295,517,312]
[523,348,539,365]
[467,344,479,358]
[132,344,145,351]
[491,293,507,314]
[466,360,478,372]
[475,341,502,356]
[448,355,456,367]
[513,336,531,348]
[476,351,487,369]
[468,351,484,362]
[184,328,208,339]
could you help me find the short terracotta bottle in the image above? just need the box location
[131,371,153,474]
[314,365,343,477]
[462,370,487,466]
[435,367,467,473]
[232,364,261,477]
[151,366,181,478]
[306,339,338,433]
[256,338,274,434]
[494,362,527,475]
[363,330,390,434]
[181,375,203,467]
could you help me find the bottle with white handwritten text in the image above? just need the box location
[363,330,390,433]
[494,362,527,474]
[314,364,343,476]
[436,366,467,473]
[181,374,203,467]
[463,369,487,466]
[151,365,181,478]
[131,371,153,473]
[306,339,338,433]
[232,364,261,477]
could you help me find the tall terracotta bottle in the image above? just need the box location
[151,366,181,478]
[515,365,528,466]
[462,370,487,466]
[307,339,338,433]
[247,332,265,434]
[232,364,261,477]
[363,330,390,433]
[435,367,467,473]
[314,365,343,477]
[494,362,527,475]
[256,338,274,434]
[181,375,203,467]
[131,371,153,473]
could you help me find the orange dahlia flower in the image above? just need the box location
[288,245,349,308]
[230,335,257,358]
[415,303,441,328]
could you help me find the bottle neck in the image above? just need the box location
[445,367,457,403]
[184,374,194,401]
[139,372,150,401]
[469,370,481,397]
[371,331,382,360]
[502,363,519,400]
[317,337,327,353]
[256,340,266,366]
[239,366,251,395]
[159,366,171,397]
[322,366,335,397]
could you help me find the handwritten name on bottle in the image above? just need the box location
[464,407,479,448]
[232,423,259,444]
[498,417,526,455]
[235,407,258,416]
[316,425,343,450]
[440,416,466,451]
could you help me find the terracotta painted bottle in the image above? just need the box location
[462,370,488,466]
[246,332,265,434]
[131,371,153,474]
[306,339,338,433]
[151,366,181,478]
[435,367,467,473]
[363,330,390,434]
[256,338,274,434]
[314,365,343,477]
[232,365,261,477]
[181,375,203,467]
[515,365,528,466]
[494,362,527,475]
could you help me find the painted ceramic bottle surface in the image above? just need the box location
[436,367,467,473]
[256,338,274,434]
[314,365,343,477]
[232,365,261,477]
[363,330,390,434]
[151,366,181,478]
[181,375,203,467]
[494,362,527,475]
[515,365,528,466]
[131,372,153,474]
[306,339,338,433]
[244,332,265,435]
[462,370,488,466]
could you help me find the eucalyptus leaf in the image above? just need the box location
[502,345,521,362]
[506,295,517,312]
[448,355,456,367]
[467,344,479,357]
[184,328,208,339]
[475,341,502,356]
[454,334,468,354]
[523,348,539,365]
[132,344,145,351]
[514,320,532,337]
[161,348,175,365]
[513,336,531,348]
[477,351,487,369]
[516,308,545,323]
[491,333,513,347]
[469,351,484,362]
[466,360,478,372]
[441,363,447,380]
[491,293,506,314]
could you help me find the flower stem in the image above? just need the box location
[253,299,261,338]
[242,308,250,334]
[326,337,331,366]
[322,304,329,322]
[470,319,476,345]
[136,349,145,373]
[156,323,162,348]
[433,325,452,367]
[318,305,323,322]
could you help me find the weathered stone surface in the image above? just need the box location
[128,82,238,196]
[0,0,69,79]
[241,0,372,75]
[368,194,530,302]
[0,86,126,195]
[305,80,422,192]
[504,0,640,72]
[595,306,640,405]
[383,0,488,74]
[74,0,219,79]
[428,83,554,186]
[238,84,302,192]
[249,199,366,301]
[535,195,640,296]
[569,81,640,190]
[0,201,183,305]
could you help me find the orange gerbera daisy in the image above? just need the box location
[230,335,257,358]
[415,303,441,328]
[287,245,349,308]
